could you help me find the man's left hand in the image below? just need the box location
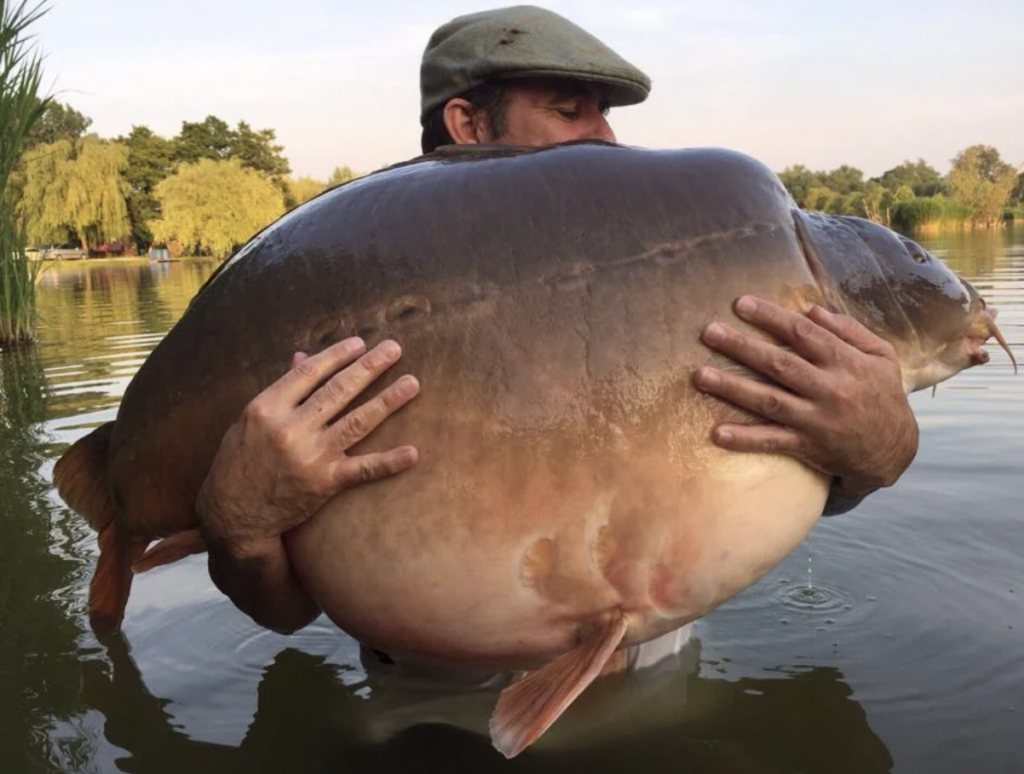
[693,295,919,498]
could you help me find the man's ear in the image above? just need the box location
[442,99,491,144]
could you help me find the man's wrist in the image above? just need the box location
[196,485,278,562]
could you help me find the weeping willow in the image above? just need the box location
[18,135,131,248]
[0,0,49,347]
[152,158,285,257]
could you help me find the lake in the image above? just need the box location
[2,227,1021,773]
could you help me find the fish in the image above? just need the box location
[53,141,1014,757]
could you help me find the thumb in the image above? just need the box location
[808,306,896,359]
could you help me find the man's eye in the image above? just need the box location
[599,101,611,117]
[556,108,579,119]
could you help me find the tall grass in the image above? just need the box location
[890,196,974,234]
[0,1,49,347]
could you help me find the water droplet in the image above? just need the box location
[866,595,877,602]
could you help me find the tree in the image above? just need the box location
[23,100,90,148]
[151,158,285,257]
[288,176,327,206]
[803,186,839,213]
[1011,166,1024,205]
[172,115,233,165]
[117,125,174,248]
[877,159,944,197]
[328,165,359,187]
[820,165,864,195]
[777,164,819,205]
[946,144,1017,226]
[18,135,131,249]
[231,121,290,178]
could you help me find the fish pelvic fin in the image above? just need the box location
[53,422,145,635]
[489,612,629,758]
[53,422,116,532]
[90,523,146,636]
[133,529,207,573]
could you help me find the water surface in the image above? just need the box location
[1,230,1021,773]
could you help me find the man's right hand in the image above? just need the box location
[196,337,421,633]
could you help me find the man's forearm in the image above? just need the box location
[205,534,321,634]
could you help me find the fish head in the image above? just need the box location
[800,213,1015,392]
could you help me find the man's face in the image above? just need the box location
[490,78,616,146]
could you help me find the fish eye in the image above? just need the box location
[910,249,929,264]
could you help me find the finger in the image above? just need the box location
[807,306,897,360]
[291,351,310,368]
[710,423,807,458]
[329,374,421,450]
[732,296,842,364]
[333,445,420,489]
[299,340,403,424]
[701,322,829,398]
[274,337,367,406]
[694,367,808,426]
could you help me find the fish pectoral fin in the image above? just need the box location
[489,612,629,758]
[132,529,207,573]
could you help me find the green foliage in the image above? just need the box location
[328,165,359,187]
[151,158,285,257]
[947,145,1017,226]
[172,116,290,180]
[876,158,945,197]
[173,115,233,165]
[820,165,864,195]
[18,135,131,247]
[1,0,50,346]
[231,121,290,178]
[1011,169,1024,204]
[23,99,90,148]
[117,125,174,247]
[288,176,327,206]
[889,195,972,233]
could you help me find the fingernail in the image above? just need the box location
[379,340,401,359]
[397,375,419,396]
[696,368,720,388]
[735,296,757,316]
[342,336,364,351]
[716,428,734,444]
[812,305,833,320]
[703,322,726,343]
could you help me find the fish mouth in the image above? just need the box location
[966,302,1017,373]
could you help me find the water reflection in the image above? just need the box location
[0,349,89,774]
[81,627,891,774]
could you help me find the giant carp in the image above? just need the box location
[54,142,1013,757]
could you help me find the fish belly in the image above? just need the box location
[287,448,828,670]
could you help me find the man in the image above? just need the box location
[196,6,918,635]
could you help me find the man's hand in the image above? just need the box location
[694,296,919,500]
[197,337,420,632]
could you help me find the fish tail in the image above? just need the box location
[489,612,629,758]
[53,422,145,635]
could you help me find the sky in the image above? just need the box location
[33,0,1024,181]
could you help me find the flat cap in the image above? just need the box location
[420,5,651,124]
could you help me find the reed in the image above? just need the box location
[0,1,49,347]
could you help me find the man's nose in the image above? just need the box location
[586,115,616,143]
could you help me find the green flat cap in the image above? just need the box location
[420,5,651,124]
